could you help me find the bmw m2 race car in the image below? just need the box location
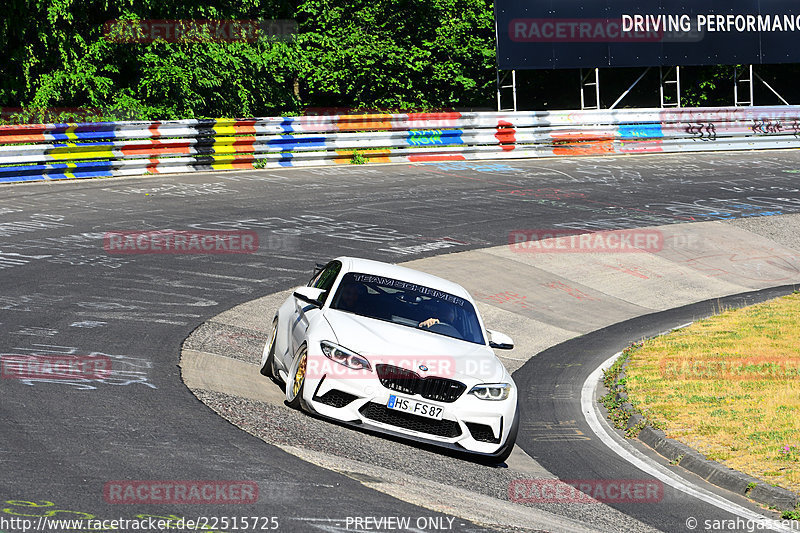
[260,257,519,462]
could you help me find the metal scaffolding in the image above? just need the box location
[496,69,517,112]
[494,65,792,111]
[579,67,682,110]
[579,68,600,110]
[735,65,790,107]
[659,66,682,108]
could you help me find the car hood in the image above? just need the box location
[322,309,507,383]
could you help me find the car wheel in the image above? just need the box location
[286,345,307,409]
[260,317,280,383]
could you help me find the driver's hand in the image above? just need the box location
[419,318,440,328]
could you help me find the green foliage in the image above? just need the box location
[782,507,800,521]
[602,342,640,389]
[679,65,738,107]
[1,0,495,120]
[625,419,646,438]
[599,342,660,436]
[296,0,494,110]
[349,150,368,164]
[599,390,630,430]
[4,1,774,118]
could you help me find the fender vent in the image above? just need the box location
[314,389,358,408]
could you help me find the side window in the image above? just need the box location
[309,261,341,303]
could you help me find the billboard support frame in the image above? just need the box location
[578,66,682,111]
[579,68,600,110]
[610,67,652,109]
[493,3,518,113]
[734,65,755,106]
[733,65,792,106]
[496,69,518,111]
[660,66,682,108]
[748,67,790,106]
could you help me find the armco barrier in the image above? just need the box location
[1,107,799,183]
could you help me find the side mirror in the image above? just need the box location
[487,329,514,350]
[294,286,326,308]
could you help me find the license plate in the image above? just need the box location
[387,395,443,420]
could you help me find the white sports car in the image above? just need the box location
[260,257,519,462]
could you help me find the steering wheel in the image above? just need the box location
[424,322,461,338]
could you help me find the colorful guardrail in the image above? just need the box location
[1,107,799,183]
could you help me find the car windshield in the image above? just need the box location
[330,272,485,345]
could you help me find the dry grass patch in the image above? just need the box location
[625,292,800,493]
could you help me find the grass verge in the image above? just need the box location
[604,292,800,497]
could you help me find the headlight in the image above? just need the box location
[320,341,371,371]
[469,383,511,401]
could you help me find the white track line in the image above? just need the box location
[582,351,796,533]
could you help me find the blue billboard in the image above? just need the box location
[495,1,800,69]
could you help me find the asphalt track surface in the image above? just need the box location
[2,152,800,532]
[516,285,800,533]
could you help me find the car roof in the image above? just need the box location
[334,256,472,300]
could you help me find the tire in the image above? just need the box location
[285,345,307,409]
[260,317,279,382]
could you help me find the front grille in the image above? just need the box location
[314,389,358,408]
[421,377,467,403]
[359,402,462,438]
[376,364,417,395]
[376,364,466,403]
[466,422,500,443]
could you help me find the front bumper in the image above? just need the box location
[303,372,518,456]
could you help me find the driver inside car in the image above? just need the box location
[418,301,457,329]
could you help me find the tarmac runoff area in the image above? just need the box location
[181,214,800,533]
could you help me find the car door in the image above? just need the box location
[289,260,342,359]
